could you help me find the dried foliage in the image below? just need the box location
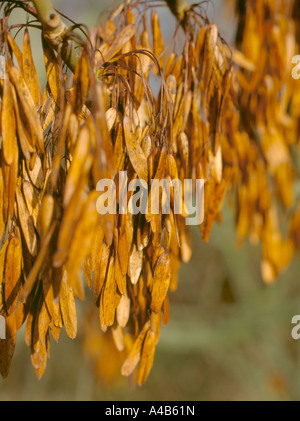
[0,0,299,384]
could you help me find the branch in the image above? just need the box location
[31,0,191,72]
[31,0,78,73]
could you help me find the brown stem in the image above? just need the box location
[31,0,190,72]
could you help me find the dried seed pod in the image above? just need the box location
[0,0,299,386]
[1,77,17,166]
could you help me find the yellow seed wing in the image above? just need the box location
[151,11,164,69]
[116,293,130,328]
[0,312,17,378]
[102,24,135,63]
[137,329,156,385]
[7,32,23,71]
[59,270,77,339]
[129,244,143,285]
[123,116,148,182]
[63,125,91,208]
[94,243,110,302]
[16,186,38,257]
[70,52,90,113]
[23,29,42,107]
[1,77,17,166]
[66,191,99,289]
[11,85,35,162]
[8,65,44,154]
[121,320,150,376]
[4,235,22,315]
[103,256,120,327]
[42,38,61,103]
[114,254,126,295]
[0,240,9,287]
[151,252,171,314]
[118,216,130,276]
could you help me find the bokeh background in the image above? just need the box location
[1,0,300,401]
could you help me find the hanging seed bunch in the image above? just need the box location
[223,0,300,284]
[0,0,299,384]
[88,2,235,384]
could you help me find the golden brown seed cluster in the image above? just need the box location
[0,0,299,384]
[225,0,299,283]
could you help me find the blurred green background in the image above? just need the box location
[1,0,300,401]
